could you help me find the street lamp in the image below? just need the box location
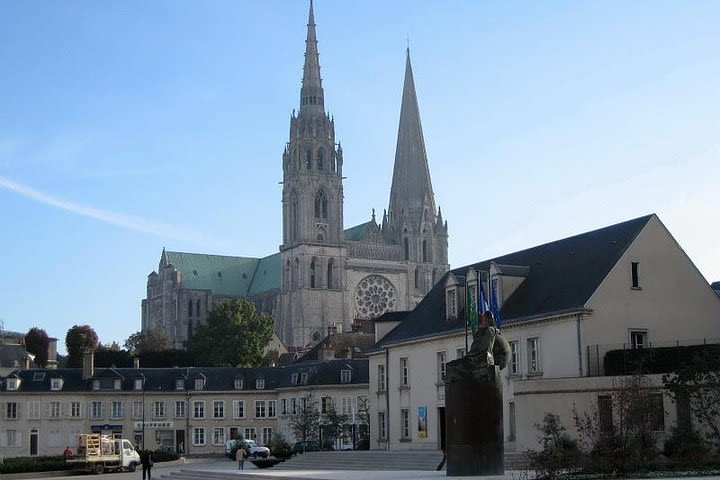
[141,373,146,451]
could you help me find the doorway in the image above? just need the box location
[30,429,38,456]
[175,430,185,455]
[438,407,446,450]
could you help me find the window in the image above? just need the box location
[255,400,267,418]
[194,379,204,390]
[6,378,19,390]
[403,237,409,260]
[422,239,428,262]
[5,402,18,419]
[327,260,334,289]
[89,401,101,419]
[134,379,143,390]
[456,348,465,359]
[132,402,144,419]
[676,392,691,430]
[314,190,327,218]
[111,401,123,419]
[233,400,245,419]
[213,401,225,419]
[5,430,18,447]
[174,401,186,418]
[291,373,298,385]
[256,378,265,390]
[437,351,447,383]
[244,428,257,441]
[262,427,273,446]
[153,401,166,418]
[188,299,193,317]
[268,400,277,418]
[301,372,308,385]
[598,395,613,433]
[414,268,420,289]
[196,299,201,317]
[291,398,298,415]
[193,427,205,446]
[213,427,225,446]
[630,330,648,349]
[508,402,516,441]
[114,379,122,390]
[509,341,519,375]
[234,378,244,390]
[92,380,100,390]
[193,401,205,419]
[341,369,351,383]
[33,372,46,381]
[400,409,410,440]
[378,412,387,440]
[321,396,332,414]
[631,262,640,288]
[527,337,540,373]
[280,399,287,415]
[50,378,63,391]
[377,364,386,392]
[341,396,353,415]
[175,379,184,390]
[400,357,409,387]
[28,402,41,420]
[446,289,457,317]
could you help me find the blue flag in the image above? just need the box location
[490,279,502,329]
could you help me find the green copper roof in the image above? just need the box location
[344,221,373,241]
[165,251,279,297]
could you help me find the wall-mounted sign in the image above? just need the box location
[417,406,428,438]
[133,421,173,429]
[91,424,123,433]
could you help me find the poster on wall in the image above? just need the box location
[417,406,428,438]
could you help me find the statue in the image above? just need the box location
[444,311,511,476]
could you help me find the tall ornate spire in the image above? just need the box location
[388,48,436,227]
[300,0,324,114]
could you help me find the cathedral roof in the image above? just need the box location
[344,221,374,241]
[165,251,279,297]
[373,214,655,349]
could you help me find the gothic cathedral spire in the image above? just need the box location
[300,0,324,114]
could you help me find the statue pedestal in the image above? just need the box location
[445,362,504,476]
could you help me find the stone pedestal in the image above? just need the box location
[445,363,504,476]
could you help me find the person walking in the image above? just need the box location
[140,449,154,480]
[236,445,248,470]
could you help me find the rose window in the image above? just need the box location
[355,275,396,318]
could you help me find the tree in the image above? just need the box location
[186,299,273,367]
[124,329,172,355]
[289,393,320,447]
[527,413,580,479]
[25,327,50,368]
[65,325,99,368]
[321,403,346,449]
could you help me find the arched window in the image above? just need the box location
[188,300,193,317]
[414,268,420,289]
[403,237,409,260]
[296,149,301,171]
[196,300,201,317]
[330,150,336,172]
[284,260,291,290]
[327,259,334,289]
[310,259,317,288]
[317,149,324,171]
[306,148,312,170]
[290,191,299,241]
[422,239,428,262]
[314,190,327,219]
[292,259,299,289]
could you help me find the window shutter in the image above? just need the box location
[0,402,6,420]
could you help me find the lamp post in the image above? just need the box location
[141,374,146,451]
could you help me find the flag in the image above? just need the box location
[490,279,502,329]
[478,279,489,314]
[466,280,478,333]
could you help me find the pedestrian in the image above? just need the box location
[63,446,73,457]
[141,449,154,480]
[436,449,446,471]
[236,445,248,470]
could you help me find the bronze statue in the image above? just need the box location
[447,311,511,383]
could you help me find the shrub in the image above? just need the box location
[152,449,179,462]
[269,432,293,458]
[0,455,68,474]
[663,425,708,461]
[527,413,581,479]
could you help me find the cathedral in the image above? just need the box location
[141,2,449,349]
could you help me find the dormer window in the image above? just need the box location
[341,369,351,383]
[176,379,185,390]
[135,379,143,391]
[6,378,19,391]
[92,380,100,390]
[256,378,265,390]
[194,379,204,391]
[114,379,122,390]
[33,372,46,381]
[234,378,244,390]
[300,372,308,385]
[446,289,457,318]
[51,378,63,391]
[291,373,298,386]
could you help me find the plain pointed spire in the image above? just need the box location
[388,48,436,225]
[300,0,324,113]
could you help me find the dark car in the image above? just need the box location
[292,441,320,454]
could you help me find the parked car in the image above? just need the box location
[292,440,320,454]
[225,439,271,459]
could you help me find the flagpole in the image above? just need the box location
[464,280,469,353]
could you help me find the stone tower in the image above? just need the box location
[280,0,347,348]
[383,49,449,305]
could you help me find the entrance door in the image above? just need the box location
[30,429,38,456]
[438,407,446,450]
[175,430,185,455]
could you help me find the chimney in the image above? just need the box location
[82,348,95,380]
[133,357,140,369]
[21,354,31,370]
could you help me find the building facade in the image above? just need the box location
[141,2,449,350]
[367,214,720,452]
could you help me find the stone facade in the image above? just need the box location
[141,2,449,349]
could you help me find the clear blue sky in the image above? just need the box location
[1,1,718,354]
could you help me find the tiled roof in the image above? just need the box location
[344,222,374,242]
[374,214,654,349]
[0,344,31,369]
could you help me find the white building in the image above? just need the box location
[367,214,720,452]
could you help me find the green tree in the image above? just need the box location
[65,325,99,368]
[289,393,320,447]
[24,327,50,368]
[321,403,346,449]
[186,299,273,367]
[124,329,172,355]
